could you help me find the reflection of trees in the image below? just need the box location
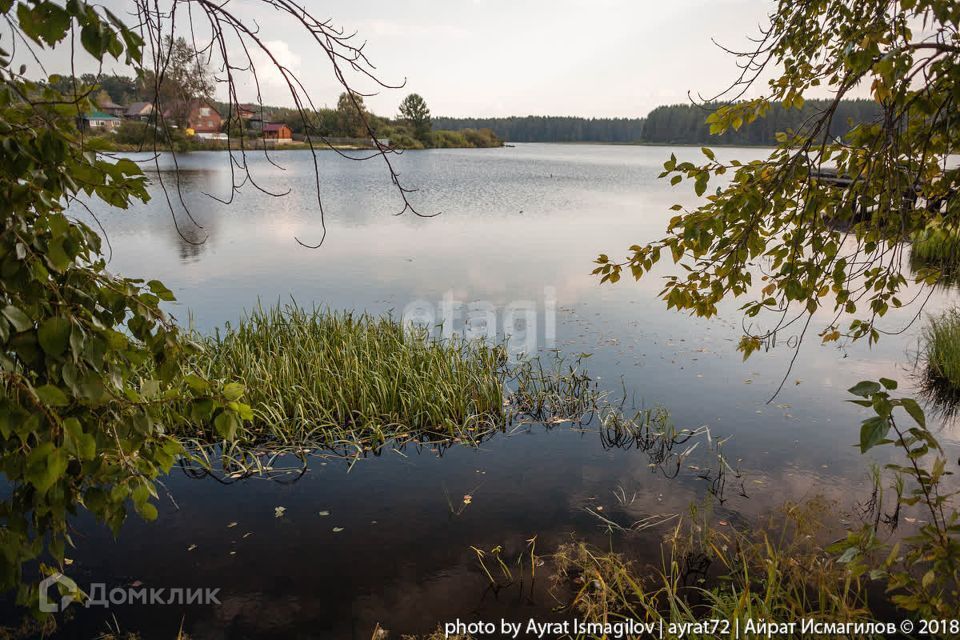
[172,215,210,261]
[149,168,221,263]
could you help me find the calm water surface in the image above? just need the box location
[20,144,960,638]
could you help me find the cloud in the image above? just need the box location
[356,19,468,40]
[226,39,303,103]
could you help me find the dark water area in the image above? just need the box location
[8,144,960,638]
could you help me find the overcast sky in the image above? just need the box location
[28,0,809,118]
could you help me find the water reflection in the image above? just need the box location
[43,144,960,638]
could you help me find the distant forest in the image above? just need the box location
[430,116,645,143]
[641,99,881,145]
[434,100,881,145]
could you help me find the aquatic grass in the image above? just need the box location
[911,225,960,287]
[920,308,960,418]
[180,303,508,448]
[550,498,875,636]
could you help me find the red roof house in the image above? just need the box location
[262,123,293,143]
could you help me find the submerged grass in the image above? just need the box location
[181,304,508,447]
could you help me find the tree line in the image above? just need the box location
[431,115,645,143]
[640,99,881,145]
[60,51,880,149]
[432,100,881,145]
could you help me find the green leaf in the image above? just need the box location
[147,280,176,302]
[63,418,96,460]
[47,237,71,271]
[900,398,925,428]
[25,444,68,493]
[35,384,69,407]
[859,416,889,453]
[878,377,897,390]
[137,501,159,521]
[694,174,708,197]
[214,411,239,440]
[837,546,858,563]
[38,317,71,356]
[183,374,210,394]
[1,305,32,332]
[222,382,245,402]
[848,380,881,398]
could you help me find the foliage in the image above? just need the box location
[138,36,214,127]
[385,128,425,150]
[45,73,137,105]
[595,0,960,362]
[839,379,959,618]
[335,91,369,139]
[431,115,645,143]
[0,0,247,609]
[398,93,431,141]
[111,120,190,150]
[429,128,501,149]
[641,99,880,145]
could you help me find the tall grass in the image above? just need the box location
[920,309,960,416]
[911,225,960,287]
[181,304,508,447]
[550,499,875,637]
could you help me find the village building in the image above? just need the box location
[96,97,126,118]
[79,110,121,132]
[186,100,224,138]
[125,102,154,121]
[262,123,293,143]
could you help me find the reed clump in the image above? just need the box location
[182,304,508,446]
[911,225,960,287]
[920,308,960,416]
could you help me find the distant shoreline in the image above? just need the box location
[498,140,777,148]
[94,139,775,152]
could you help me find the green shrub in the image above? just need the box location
[0,3,248,608]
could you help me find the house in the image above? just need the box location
[125,102,154,121]
[237,103,271,130]
[186,100,223,138]
[97,97,126,118]
[237,103,262,120]
[262,123,293,143]
[79,110,121,132]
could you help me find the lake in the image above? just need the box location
[16,143,960,638]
